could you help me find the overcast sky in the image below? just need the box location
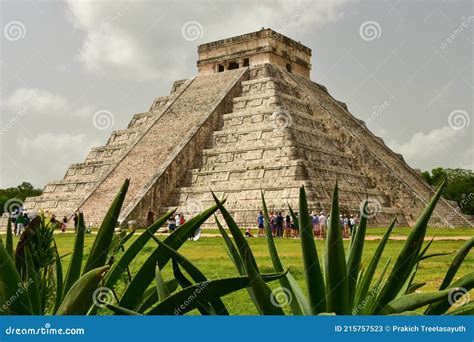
[0,0,472,189]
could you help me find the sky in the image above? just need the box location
[0,0,472,189]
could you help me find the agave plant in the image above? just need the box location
[0,179,286,316]
[213,181,473,316]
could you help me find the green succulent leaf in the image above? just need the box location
[325,183,348,315]
[83,179,130,274]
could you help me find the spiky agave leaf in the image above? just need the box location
[261,190,310,315]
[57,266,110,315]
[63,213,85,298]
[354,219,395,308]
[346,200,368,310]
[83,179,130,274]
[373,180,446,313]
[298,186,326,314]
[325,183,348,315]
[118,203,220,310]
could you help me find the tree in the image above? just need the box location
[0,182,43,215]
[422,168,474,215]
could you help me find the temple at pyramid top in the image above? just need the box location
[197,28,312,78]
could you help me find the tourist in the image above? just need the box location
[257,211,264,237]
[245,227,254,237]
[312,211,320,237]
[179,213,185,226]
[319,212,327,238]
[61,216,68,232]
[146,208,155,227]
[23,212,30,226]
[284,214,291,237]
[269,211,276,236]
[175,212,181,229]
[51,214,57,225]
[349,214,356,235]
[168,216,177,232]
[16,212,25,236]
[291,212,299,238]
[11,210,18,235]
[275,212,284,237]
[73,212,79,232]
[340,215,348,238]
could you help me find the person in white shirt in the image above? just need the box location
[319,212,327,238]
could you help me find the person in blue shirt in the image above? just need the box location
[257,211,264,237]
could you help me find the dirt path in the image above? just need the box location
[48,231,472,241]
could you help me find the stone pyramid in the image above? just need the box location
[21,29,472,228]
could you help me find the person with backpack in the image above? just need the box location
[16,212,25,236]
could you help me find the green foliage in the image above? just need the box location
[0,182,42,215]
[0,178,471,316]
[422,167,474,215]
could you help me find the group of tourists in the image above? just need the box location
[9,208,81,236]
[167,212,186,232]
[255,211,359,239]
[10,209,30,236]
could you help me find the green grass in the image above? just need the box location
[123,226,474,237]
[4,232,471,315]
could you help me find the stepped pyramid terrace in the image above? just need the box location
[14,28,472,229]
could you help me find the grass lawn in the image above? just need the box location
[4,228,471,315]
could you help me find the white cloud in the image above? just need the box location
[3,88,94,118]
[4,88,68,113]
[65,0,349,80]
[18,133,90,154]
[388,126,472,169]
